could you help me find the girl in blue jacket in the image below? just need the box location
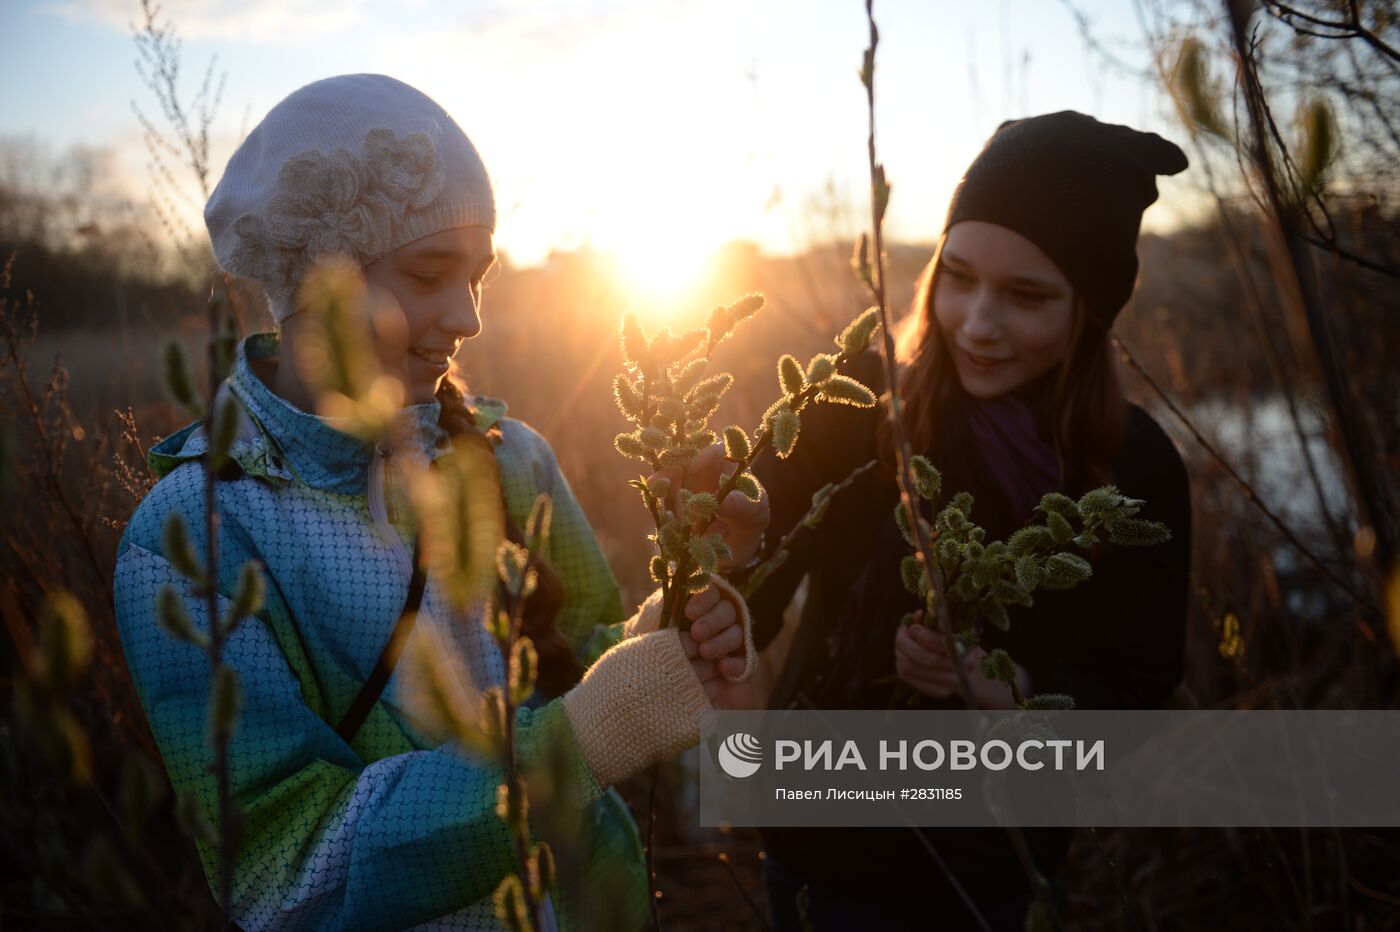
[114,73,766,931]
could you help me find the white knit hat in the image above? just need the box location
[205,73,495,322]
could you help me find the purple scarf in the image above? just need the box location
[824,382,1067,707]
[963,390,1064,523]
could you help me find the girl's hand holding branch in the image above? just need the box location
[563,578,760,785]
[623,579,758,689]
[893,612,1031,709]
[648,443,772,569]
[680,582,750,686]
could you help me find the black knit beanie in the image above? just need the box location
[943,110,1189,327]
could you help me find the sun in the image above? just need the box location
[606,226,723,315]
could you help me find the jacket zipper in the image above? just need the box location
[369,441,413,579]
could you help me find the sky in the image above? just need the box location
[0,0,1194,285]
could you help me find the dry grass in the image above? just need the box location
[3,213,1398,926]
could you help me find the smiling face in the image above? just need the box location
[932,221,1078,399]
[361,226,497,404]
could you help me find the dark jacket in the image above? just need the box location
[741,351,1192,913]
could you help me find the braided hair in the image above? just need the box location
[434,377,584,698]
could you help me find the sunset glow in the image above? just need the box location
[0,1,1193,273]
[606,229,721,312]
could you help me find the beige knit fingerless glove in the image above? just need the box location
[562,627,711,788]
[620,576,759,684]
[621,587,665,639]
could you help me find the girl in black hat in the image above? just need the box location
[733,111,1196,930]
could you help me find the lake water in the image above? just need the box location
[1175,395,1354,537]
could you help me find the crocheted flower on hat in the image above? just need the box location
[227,127,446,304]
[365,128,445,217]
[264,147,392,259]
[228,214,297,295]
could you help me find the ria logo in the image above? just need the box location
[717,732,763,778]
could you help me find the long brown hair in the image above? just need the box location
[434,376,584,697]
[879,232,1127,494]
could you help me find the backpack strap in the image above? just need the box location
[333,394,505,747]
[334,538,428,745]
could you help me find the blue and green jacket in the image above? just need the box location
[113,332,650,931]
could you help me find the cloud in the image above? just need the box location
[439,0,698,70]
[37,0,378,44]
[33,0,683,46]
